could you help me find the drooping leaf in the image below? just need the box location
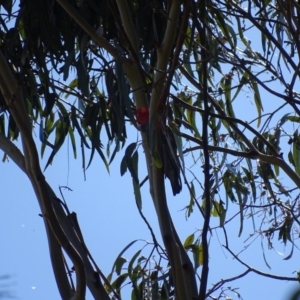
[232,69,249,102]
[283,243,294,260]
[39,118,45,143]
[131,151,142,209]
[211,200,226,226]
[122,142,138,182]
[278,219,293,245]
[186,97,201,138]
[292,130,300,175]
[128,249,142,279]
[115,257,127,276]
[8,114,19,140]
[120,154,128,176]
[68,126,77,159]
[115,57,137,128]
[184,233,195,249]
[186,181,195,218]
[242,166,256,202]
[43,92,57,116]
[111,273,128,296]
[62,49,75,81]
[220,75,234,118]
[191,240,203,270]
[250,78,263,127]
[287,116,300,123]
[223,170,236,202]
[75,54,90,97]
[70,106,90,149]
[109,240,139,277]
[44,114,69,170]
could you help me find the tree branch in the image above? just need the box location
[115,0,139,57]
[0,134,73,299]
[197,2,211,298]
[206,269,251,297]
[224,245,299,281]
[0,49,86,300]
[0,133,26,172]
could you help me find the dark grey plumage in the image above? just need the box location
[162,126,182,196]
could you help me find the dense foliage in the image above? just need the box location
[0,0,300,299]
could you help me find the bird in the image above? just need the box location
[162,126,182,196]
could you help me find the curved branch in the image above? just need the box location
[149,0,181,117]
[228,0,298,72]
[224,245,299,282]
[146,2,199,298]
[206,269,251,297]
[196,2,211,298]
[0,49,86,300]
[0,133,26,172]
[172,94,279,155]
[0,130,111,300]
[0,134,73,299]
[115,0,139,57]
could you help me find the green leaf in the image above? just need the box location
[262,251,271,269]
[64,78,78,99]
[278,219,293,245]
[44,114,69,170]
[68,126,77,159]
[43,92,57,116]
[232,69,249,102]
[70,106,90,149]
[186,97,201,138]
[220,75,233,118]
[132,151,142,209]
[8,115,19,140]
[184,233,195,249]
[124,143,138,183]
[183,51,193,76]
[286,116,300,123]
[128,249,142,278]
[63,49,75,81]
[186,181,195,218]
[115,257,127,276]
[120,154,128,176]
[283,243,294,260]
[191,241,203,270]
[223,170,236,202]
[95,144,110,173]
[111,273,128,295]
[260,20,267,53]
[250,78,263,127]
[115,57,137,128]
[293,131,300,175]
[110,240,139,276]
[45,112,55,133]
[278,113,290,126]
[76,55,89,97]
[288,150,295,166]
[242,167,256,202]
[211,200,226,226]
[238,194,245,237]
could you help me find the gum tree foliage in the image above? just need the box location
[0,0,300,299]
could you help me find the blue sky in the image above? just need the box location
[1,3,300,300]
[1,99,299,299]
